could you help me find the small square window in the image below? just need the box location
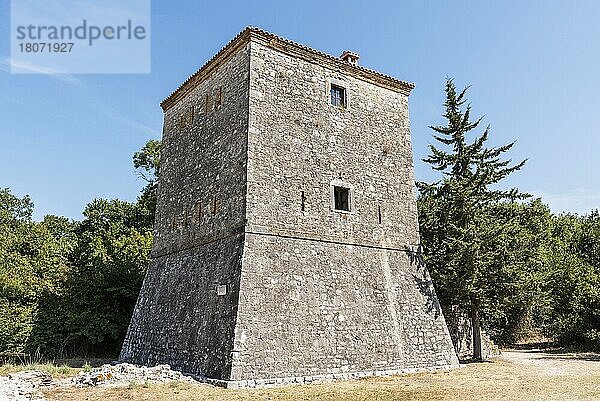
[333,186,351,211]
[330,84,347,108]
[217,284,227,296]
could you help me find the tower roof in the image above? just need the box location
[160,27,415,111]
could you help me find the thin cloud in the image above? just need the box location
[84,94,160,137]
[2,57,158,137]
[0,57,82,85]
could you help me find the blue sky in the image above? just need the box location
[1,0,599,220]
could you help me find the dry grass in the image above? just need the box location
[44,352,600,401]
[0,358,112,379]
[0,362,80,378]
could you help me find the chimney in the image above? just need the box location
[340,51,360,65]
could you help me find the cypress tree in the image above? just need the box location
[418,78,527,360]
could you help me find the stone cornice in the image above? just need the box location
[160,27,415,111]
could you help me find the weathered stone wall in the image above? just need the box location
[119,42,251,380]
[229,39,458,380]
[151,42,250,257]
[233,235,458,380]
[245,41,418,248]
[119,235,244,378]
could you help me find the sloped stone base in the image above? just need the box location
[194,363,460,389]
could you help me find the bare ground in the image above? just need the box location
[44,351,600,401]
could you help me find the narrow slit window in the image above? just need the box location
[330,84,347,107]
[204,93,211,113]
[215,87,222,107]
[333,186,351,211]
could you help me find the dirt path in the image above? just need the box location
[501,350,600,377]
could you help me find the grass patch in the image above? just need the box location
[0,362,80,378]
[0,356,113,378]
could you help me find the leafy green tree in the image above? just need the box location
[26,215,77,356]
[0,189,75,355]
[134,139,161,218]
[545,212,600,348]
[474,199,554,344]
[32,141,158,357]
[61,199,153,355]
[418,79,527,359]
[133,139,161,183]
[0,138,160,357]
[0,188,36,353]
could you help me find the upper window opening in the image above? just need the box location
[330,84,347,108]
[333,186,351,211]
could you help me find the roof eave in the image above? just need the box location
[160,27,415,112]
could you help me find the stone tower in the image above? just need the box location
[120,27,459,387]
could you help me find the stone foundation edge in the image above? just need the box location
[193,363,461,389]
